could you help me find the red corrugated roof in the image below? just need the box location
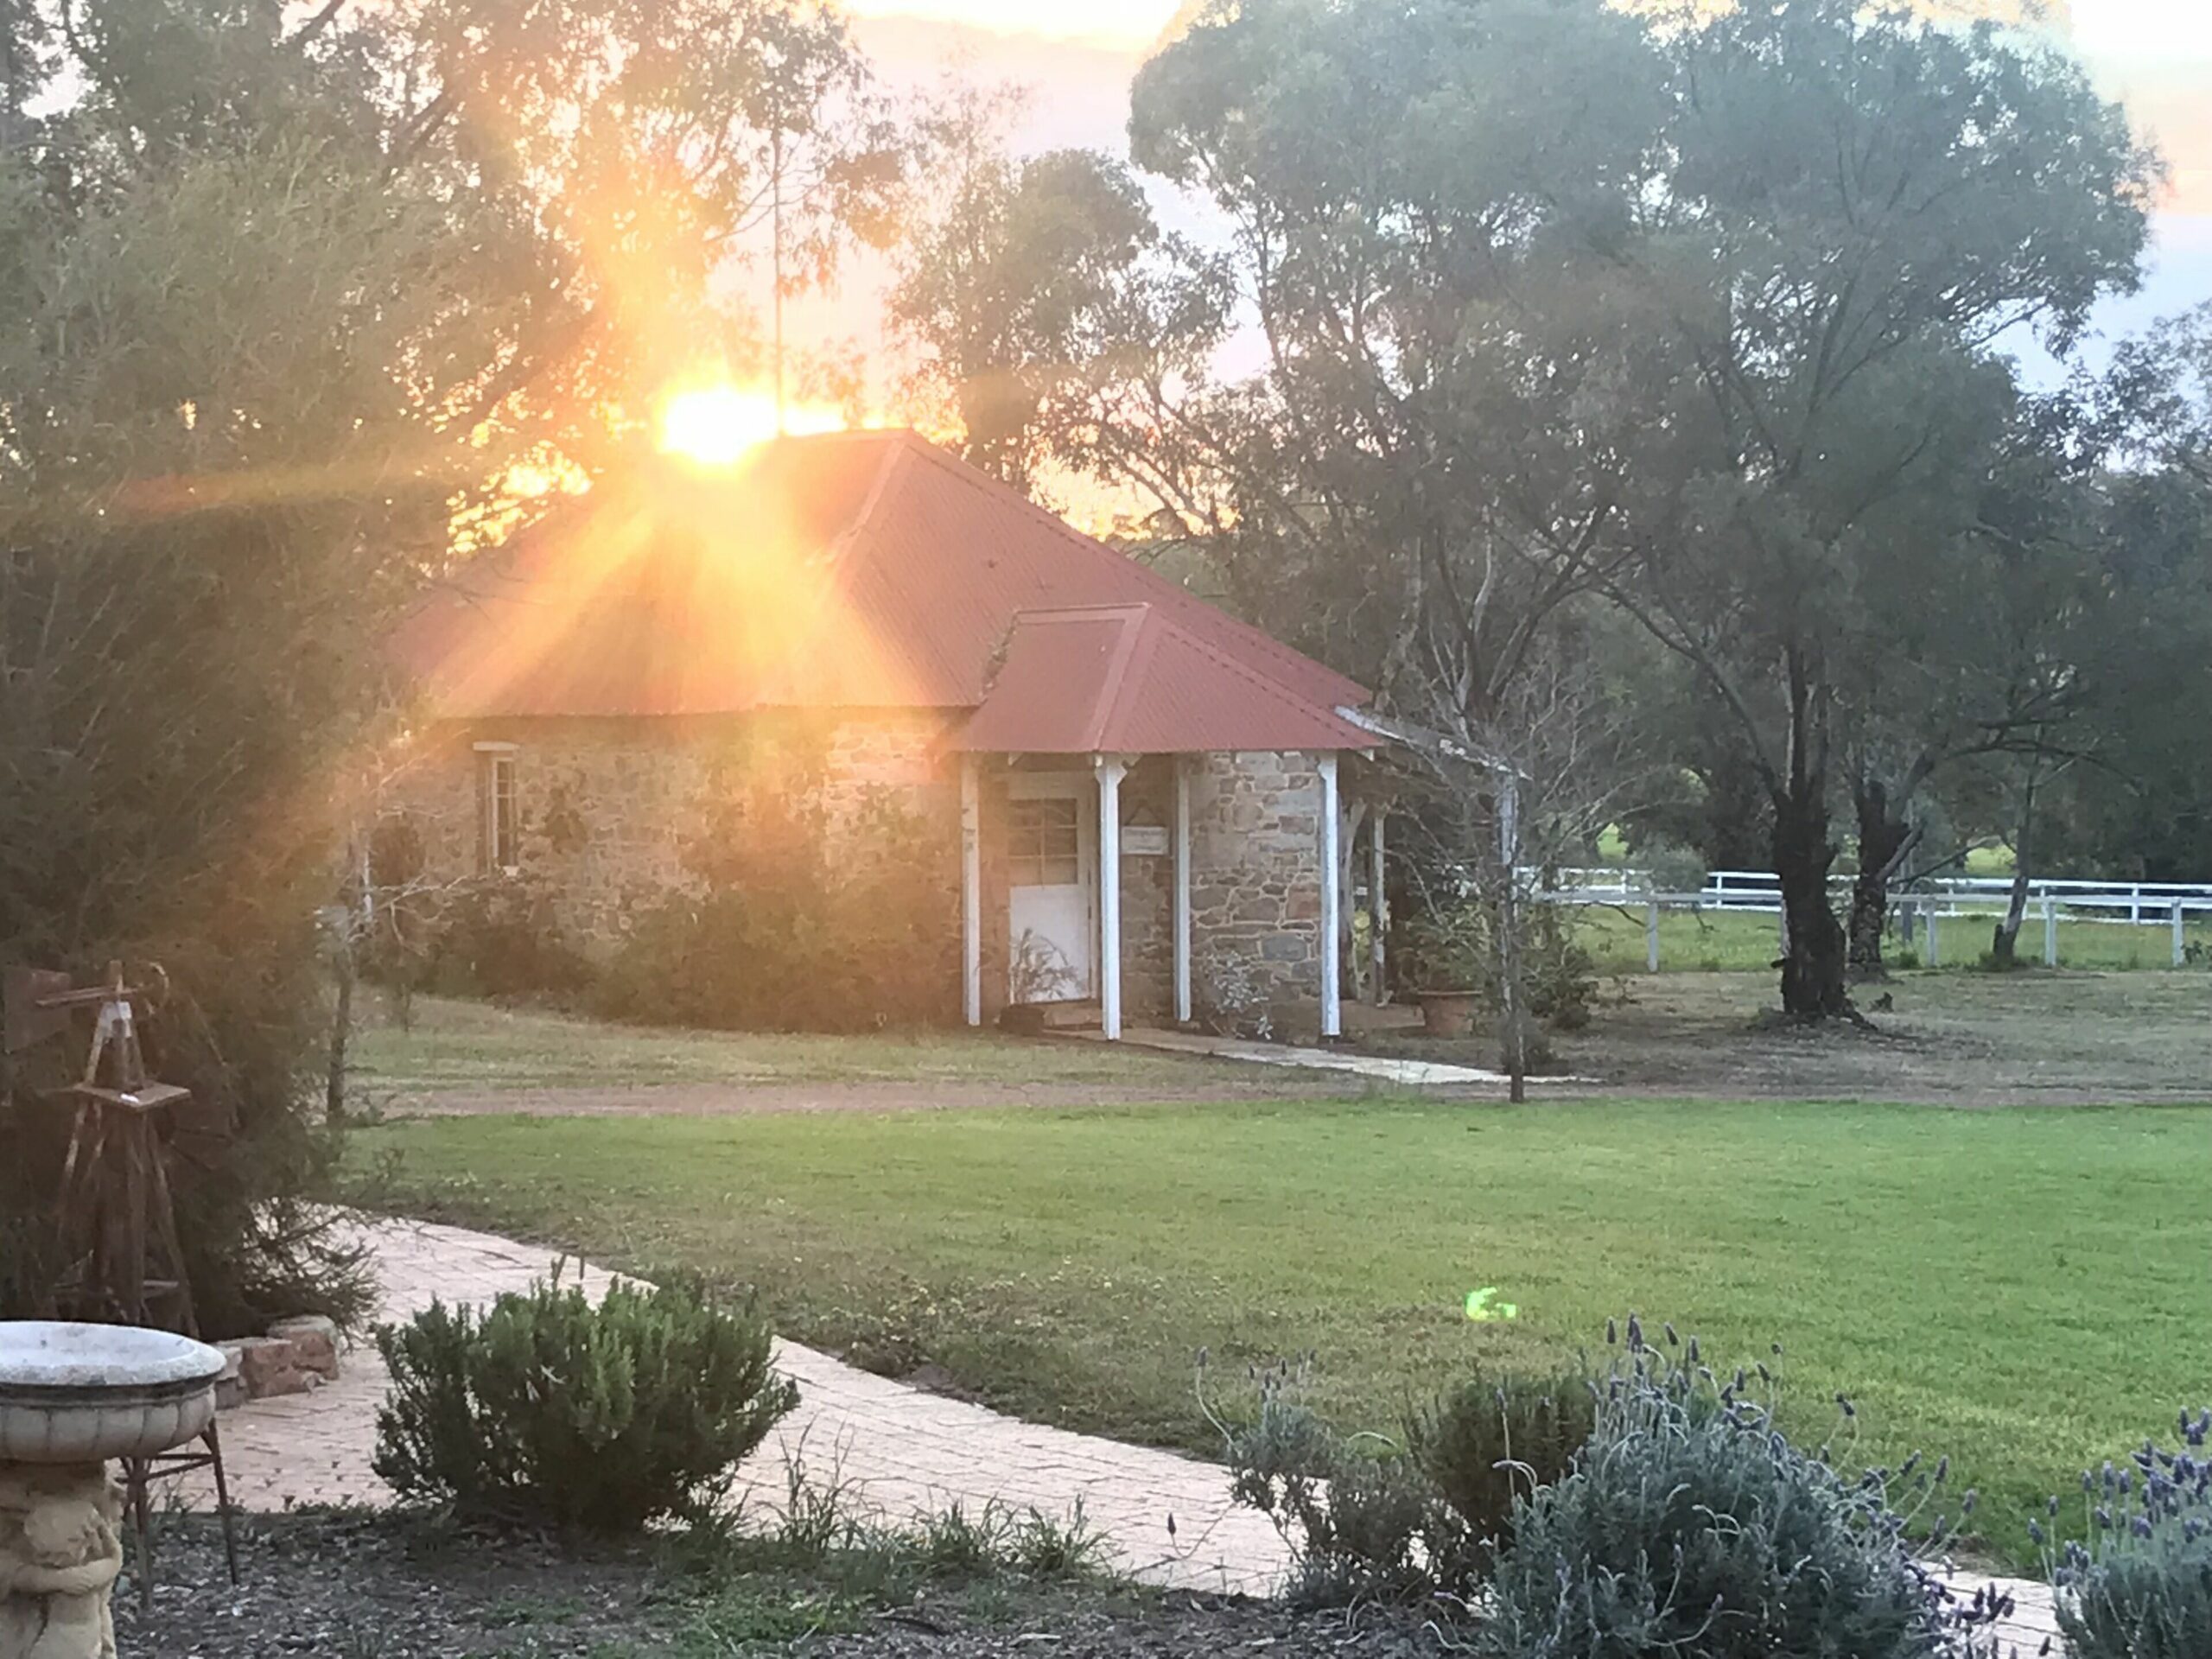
[954,604,1376,753]
[393,430,1371,745]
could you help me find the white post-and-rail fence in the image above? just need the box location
[1531,869,2212,972]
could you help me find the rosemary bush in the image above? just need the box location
[1408,1365,1596,1551]
[373,1270,797,1534]
[2047,1411,2212,1659]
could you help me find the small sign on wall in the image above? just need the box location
[1121,825,1170,857]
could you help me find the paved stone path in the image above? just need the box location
[1096,1027,1550,1088]
[175,1217,1286,1593]
[175,1216,2063,1647]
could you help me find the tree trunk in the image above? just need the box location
[1847,778,1916,981]
[326,933,354,1124]
[1847,784,1900,982]
[1497,779,1527,1103]
[1990,769,2038,966]
[1773,785,1851,1019]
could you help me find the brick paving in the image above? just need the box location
[175,1217,1285,1593]
[172,1216,2065,1645]
[1942,1569,2064,1656]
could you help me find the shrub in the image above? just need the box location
[372,1270,797,1534]
[1401,904,1495,995]
[1408,1365,1596,1551]
[908,1497,1104,1581]
[594,876,950,1032]
[1400,901,1597,1032]
[1193,944,1274,1039]
[2048,1411,2212,1659]
[358,815,591,1004]
[430,874,593,998]
[1638,840,1709,898]
[1219,1357,1600,1607]
[593,779,953,1033]
[1522,906,1599,1030]
[1217,1358,1482,1605]
[1478,1335,1967,1659]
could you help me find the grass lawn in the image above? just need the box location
[346,995,1230,1101]
[1572,901,2212,974]
[351,1096,2212,1569]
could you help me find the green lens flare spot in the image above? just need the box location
[1465,1287,1519,1322]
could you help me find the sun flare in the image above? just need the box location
[657,386,847,466]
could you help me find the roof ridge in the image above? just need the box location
[764,425,920,445]
[1033,600,1361,734]
[815,429,910,581]
[1090,603,1158,752]
[1143,605,1368,738]
[1008,600,1152,623]
[894,436,1366,702]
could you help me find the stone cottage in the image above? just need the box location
[386,429,1386,1038]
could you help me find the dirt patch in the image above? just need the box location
[801,1594,1441,1658]
[124,1513,1442,1658]
[1358,969,2212,1105]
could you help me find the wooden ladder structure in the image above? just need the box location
[7,961,242,1605]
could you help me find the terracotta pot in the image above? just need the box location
[1414,990,1482,1037]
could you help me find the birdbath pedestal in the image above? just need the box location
[0,1322,226,1658]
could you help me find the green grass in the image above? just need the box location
[347,995,1220,1099]
[1570,902,2212,974]
[352,1096,2212,1569]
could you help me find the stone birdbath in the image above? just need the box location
[0,1321,226,1659]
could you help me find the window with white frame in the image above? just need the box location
[476,746,519,874]
[1007,797,1081,887]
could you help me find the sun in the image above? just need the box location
[657,385,847,466]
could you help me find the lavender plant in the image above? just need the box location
[2046,1410,2212,1659]
[1476,1322,1999,1659]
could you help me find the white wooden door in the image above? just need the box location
[1006,776,1095,1003]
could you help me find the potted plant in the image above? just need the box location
[1402,907,1496,1036]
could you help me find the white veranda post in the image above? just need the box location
[1173,758,1193,1026]
[1095,754,1128,1040]
[960,754,982,1027]
[1319,753,1342,1039]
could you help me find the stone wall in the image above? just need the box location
[1116,759,1177,1020]
[1186,750,1327,1036]
[375,711,962,955]
[375,721,1334,1035]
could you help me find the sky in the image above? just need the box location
[773,0,2212,395]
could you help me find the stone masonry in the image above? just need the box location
[1186,750,1328,1034]
[376,710,962,954]
[381,718,1334,1032]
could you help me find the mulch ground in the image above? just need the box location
[121,1513,1444,1658]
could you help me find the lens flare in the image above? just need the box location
[658,386,845,465]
